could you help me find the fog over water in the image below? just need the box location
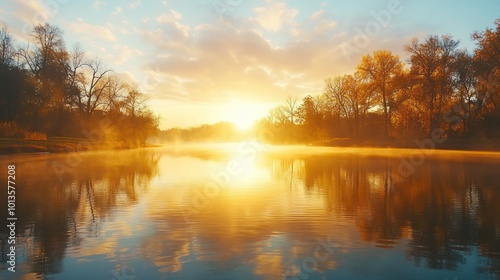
[1,145,499,279]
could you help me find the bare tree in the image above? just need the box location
[267,105,288,125]
[79,58,112,118]
[17,23,70,117]
[0,24,14,69]
[19,23,67,75]
[66,44,86,109]
[103,75,126,112]
[325,75,356,136]
[284,96,299,124]
[124,84,148,118]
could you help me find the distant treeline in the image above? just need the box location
[255,19,500,144]
[160,122,245,143]
[0,23,159,147]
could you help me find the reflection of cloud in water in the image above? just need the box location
[139,153,351,277]
[138,147,500,278]
[1,146,500,279]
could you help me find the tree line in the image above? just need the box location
[257,19,500,145]
[0,23,159,147]
[159,122,244,143]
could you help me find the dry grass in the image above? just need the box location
[23,131,48,140]
[0,122,47,140]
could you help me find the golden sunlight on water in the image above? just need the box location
[1,146,500,279]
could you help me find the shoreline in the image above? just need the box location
[309,137,500,152]
[2,137,499,156]
[0,137,92,155]
[0,137,160,156]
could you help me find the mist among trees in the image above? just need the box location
[256,19,500,146]
[0,23,159,147]
[2,20,500,148]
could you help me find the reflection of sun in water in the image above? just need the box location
[226,100,259,131]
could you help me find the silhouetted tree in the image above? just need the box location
[451,51,480,135]
[297,95,324,139]
[78,58,112,120]
[0,22,158,144]
[0,24,15,70]
[324,74,367,137]
[124,84,147,118]
[17,23,72,134]
[267,105,288,126]
[284,96,299,125]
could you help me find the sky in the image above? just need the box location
[1,0,499,130]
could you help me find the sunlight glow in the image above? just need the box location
[226,100,260,131]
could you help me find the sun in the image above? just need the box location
[226,100,259,131]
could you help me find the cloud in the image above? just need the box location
[92,1,103,10]
[253,2,299,32]
[0,0,480,130]
[314,19,337,33]
[157,9,183,23]
[129,0,141,10]
[140,19,352,105]
[112,6,123,16]
[139,9,190,53]
[108,44,144,65]
[16,0,50,23]
[310,10,325,21]
[0,0,54,39]
[67,18,117,42]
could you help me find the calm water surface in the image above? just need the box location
[0,144,499,280]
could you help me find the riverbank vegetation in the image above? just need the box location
[159,20,500,151]
[0,23,159,153]
[252,19,500,147]
[3,20,500,153]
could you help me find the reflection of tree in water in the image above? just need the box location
[269,157,304,189]
[404,162,470,271]
[0,149,160,277]
[272,155,500,276]
[473,162,500,276]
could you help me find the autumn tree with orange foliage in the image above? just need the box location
[357,50,404,138]
[259,19,500,145]
[0,23,159,146]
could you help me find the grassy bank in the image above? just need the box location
[0,137,162,155]
[0,137,109,155]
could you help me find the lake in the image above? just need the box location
[1,144,500,280]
